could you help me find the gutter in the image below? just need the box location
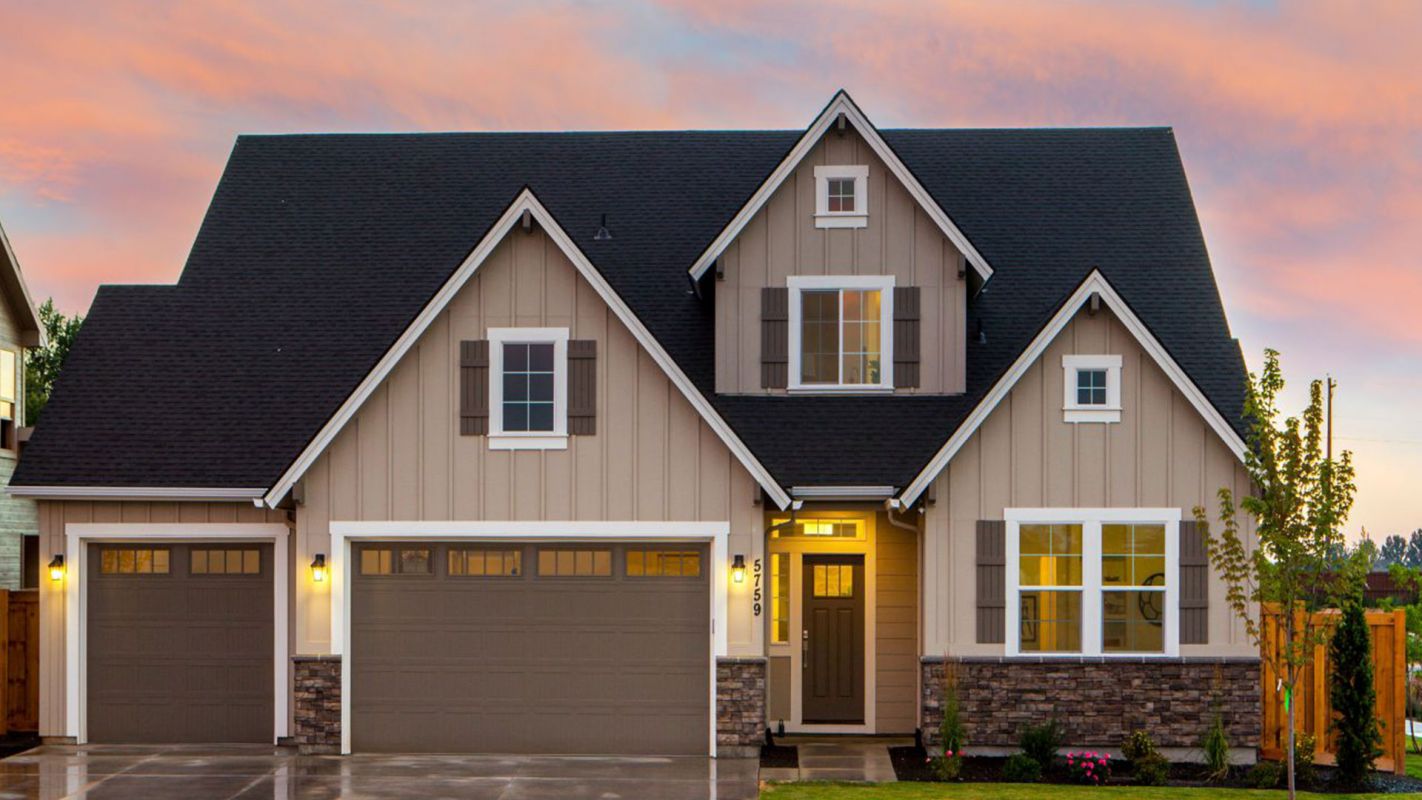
[6,485,268,502]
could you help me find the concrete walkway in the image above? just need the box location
[0,745,761,799]
[760,736,906,783]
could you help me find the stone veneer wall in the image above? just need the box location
[716,657,766,757]
[921,657,1260,749]
[293,655,341,754]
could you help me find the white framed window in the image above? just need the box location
[1004,507,1180,658]
[0,349,17,451]
[813,165,869,228]
[1062,354,1122,423]
[488,327,568,450]
[787,275,894,391]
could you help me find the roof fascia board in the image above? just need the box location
[0,219,47,345]
[262,189,793,510]
[898,269,1248,506]
[6,486,265,501]
[791,485,897,500]
[687,90,993,285]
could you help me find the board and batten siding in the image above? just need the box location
[294,224,766,658]
[714,126,967,395]
[921,305,1256,659]
[35,500,289,738]
[874,510,919,733]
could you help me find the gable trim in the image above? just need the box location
[0,219,46,346]
[687,90,994,285]
[897,269,1248,507]
[261,189,793,510]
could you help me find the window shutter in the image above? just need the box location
[568,339,597,435]
[976,520,1006,644]
[459,340,489,436]
[893,286,921,389]
[1179,519,1209,644]
[761,287,789,389]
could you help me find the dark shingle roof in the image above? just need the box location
[12,127,1245,493]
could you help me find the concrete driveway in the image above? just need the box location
[0,745,761,799]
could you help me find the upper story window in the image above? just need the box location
[0,349,17,451]
[787,275,894,391]
[813,165,869,229]
[1062,354,1122,423]
[488,327,568,450]
[1005,508,1179,658]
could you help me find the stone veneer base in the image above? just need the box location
[921,656,1260,752]
[716,657,766,758]
[292,655,342,755]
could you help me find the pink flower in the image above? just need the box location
[945,750,953,758]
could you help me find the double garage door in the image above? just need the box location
[351,541,710,754]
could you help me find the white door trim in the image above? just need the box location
[63,523,291,744]
[327,520,731,756]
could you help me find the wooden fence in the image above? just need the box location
[1261,606,1406,774]
[0,590,38,733]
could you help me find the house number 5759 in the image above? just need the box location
[752,558,763,616]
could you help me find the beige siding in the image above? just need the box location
[715,126,967,394]
[36,500,288,737]
[296,224,765,657]
[0,286,33,591]
[875,510,919,733]
[921,306,1256,658]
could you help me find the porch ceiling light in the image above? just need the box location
[48,554,65,582]
[731,554,746,584]
[311,553,327,583]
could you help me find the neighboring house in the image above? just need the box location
[11,92,1260,759]
[0,220,44,590]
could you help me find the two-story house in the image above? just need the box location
[11,92,1259,759]
[0,220,45,590]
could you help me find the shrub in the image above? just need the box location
[1331,597,1383,787]
[1018,719,1064,769]
[1121,729,1157,763]
[929,665,967,781]
[1133,753,1170,786]
[1065,751,1111,785]
[1201,713,1230,783]
[1295,731,1317,788]
[1002,753,1042,783]
[1247,760,1283,789]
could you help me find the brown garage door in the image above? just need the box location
[351,542,710,754]
[87,543,273,743]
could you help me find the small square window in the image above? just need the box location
[1062,355,1122,423]
[827,178,855,213]
[1076,369,1108,406]
[814,165,868,228]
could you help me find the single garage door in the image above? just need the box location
[351,542,710,754]
[87,542,273,743]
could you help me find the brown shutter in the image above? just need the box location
[761,287,789,389]
[1179,519,1210,644]
[976,520,1006,644]
[893,286,921,389]
[459,340,489,436]
[567,339,597,435]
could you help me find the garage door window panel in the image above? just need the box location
[626,549,702,578]
[448,548,523,577]
[359,546,433,576]
[537,548,612,577]
[100,547,171,575]
[191,548,260,575]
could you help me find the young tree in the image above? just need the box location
[1195,349,1357,800]
[23,298,83,426]
[1330,592,1382,786]
[1380,535,1407,568]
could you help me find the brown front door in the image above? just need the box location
[801,555,864,724]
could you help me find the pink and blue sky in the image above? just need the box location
[1,1,1417,539]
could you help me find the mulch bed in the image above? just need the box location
[888,746,1422,794]
[761,743,799,769]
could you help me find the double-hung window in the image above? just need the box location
[787,275,894,390]
[488,327,568,450]
[1005,508,1179,657]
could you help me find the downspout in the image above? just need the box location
[883,498,921,533]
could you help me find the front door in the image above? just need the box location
[801,555,865,724]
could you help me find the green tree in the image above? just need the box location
[23,298,82,426]
[1380,535,1406,567]
[1194,349,1358,800]
[1330,592,1383,787]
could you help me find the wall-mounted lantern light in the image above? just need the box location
[731,554,746,584]
[48,554,65,582]
[311,553,327,583]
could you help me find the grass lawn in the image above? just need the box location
[758,782,1416,799]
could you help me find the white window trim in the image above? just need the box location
[1062,354,1122,423]
[787,274,894,392]
[487,327,569,450]
[813,165,869,228]
[1004,507,1180,659]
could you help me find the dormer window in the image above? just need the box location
[1063,355,1122,423]
[787,275,894,391]
[814,165,868,228]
